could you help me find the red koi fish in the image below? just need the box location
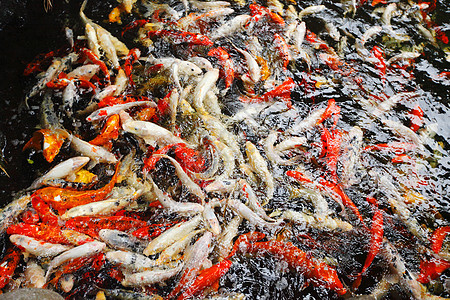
[46,73,97,93]
[157,89,173,116]
[231,232,346,296]
[208,47,235,88]
[79,47,111,82]
[418,258,450,284]
[371,46,386,81]
[431,226,450,254]
[274,33,291,69]
[33,163,120,213]
[148,30,213,47]
[89,114,120,147]
[320,127,343,183]
[248,4,285,28]
[371,0,387,6]
[177,260,233,300]
[0,246,21,288]
[21,210,40,224]
[66,216,147,238]
[363,142,417,155]
[391,154,413,164]
[31,195,59,226]
[144,143,206,173]
[319,178,366,228]
[306,31,334,54]
[98,95,151,108]
[227,231,266,258]
[124,48,141,87]
[286,170,366,227]
[353,207,383,289]
[143,143,185,172]
[173,144,207,173]
[122,19,150,36]
[131,222,178,239]
[23,47,67,76]
[240,77,295,108]
[7,223,69,245]
[23,129,69,163]
[408,104,424,132]
[316,99,340,127]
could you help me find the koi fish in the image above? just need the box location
[147,30,213,46]
[168,231,213,298]
[122,263,183,287]
[33,162,120,213]
[45,241,106,280]
[0,246,21,289]
[409,104,424,132]
[208,48,235,89]
[240,77,295,108]
[430,226,450,254]
[66,215,147,238]
[10,234,71,257]
[274,33,291,69]
[24,260,46,288]
[7,223,69,245]
[158,229,205,264]
[353,207,383,289]
[124,48,141,87]
[176,259,233,300]
[79,47,111,82]
[28,156,90,190]
[143,215,202,256]
[23,129,69,163]
[99,229,147,252]
[106,250,157,272]
[89,114,120,147]
[193,69,220,114]
[232,233,347,296]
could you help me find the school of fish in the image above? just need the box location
[0,0,449,298]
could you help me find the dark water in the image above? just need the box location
[0,0,449,299]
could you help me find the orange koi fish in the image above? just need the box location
[286,170,366,227]
[248,4,285,28]
[131,222,178,239]
[89,114,120,147]
[320,127,343,183]
[33,162,120,213]
[122,19,150,36]
[418,258,450,284]
[319,178,366,227]
[23,129,69,163]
